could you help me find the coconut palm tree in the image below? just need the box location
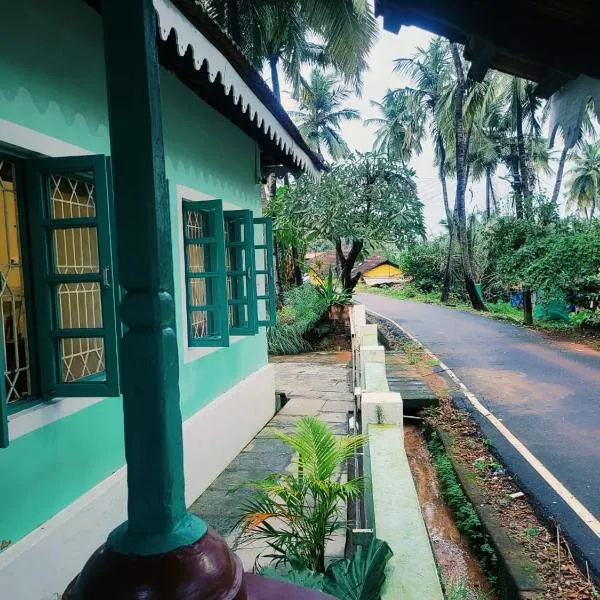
[365,89,426,162]
[289,69,360,161]
[551,101,597,204]
[198,0,377,98]
[567,141,600,219]
[394,38,453,224]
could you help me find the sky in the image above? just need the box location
[269,16,569,236]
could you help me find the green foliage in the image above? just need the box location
[324,537,393,600]
[267,284,327,355]
[485,213,600,311]
[261,538,393,600]
[291,69,360,160]
[397,238,447,292]
[285,153,424,253]
[235,417,366,572]
[427,433,498,584]
[315,268,353,307]
[444,578,491,600]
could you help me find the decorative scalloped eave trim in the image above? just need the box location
[153,0,320,179]
[549,75,600,150]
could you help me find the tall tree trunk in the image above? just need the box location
[438,135,454,303]
[267,175,284,303]
[515,89,531,217]
[226,0,242,45]
[450,43,486,311]
[441,225,454,303]
[437,136,452,226]
[269,55,281,103]
[490,174,498,213]
[514,86,534,324]
[551,146,568,205]
[290,245,303,287]
[510,154,524,219]
[485,167,491,218]
[590,198,596,220]
[523,288,533,326]
[335,238,363,293]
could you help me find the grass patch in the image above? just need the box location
[444,578,490,600]
[427,432,498,588]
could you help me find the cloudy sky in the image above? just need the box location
[270,18,568,236]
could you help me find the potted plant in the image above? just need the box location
[233,417,392,599]
[315,269,353,324]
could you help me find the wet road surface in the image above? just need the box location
[357,293,600,576]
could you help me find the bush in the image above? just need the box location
[397,238,446,293]
[267,284,328,355]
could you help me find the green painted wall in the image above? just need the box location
[0,0,268,545]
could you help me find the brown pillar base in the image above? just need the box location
[63,527,333,600]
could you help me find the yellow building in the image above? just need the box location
[353,255,402,286]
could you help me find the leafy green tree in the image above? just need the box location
[290,69,360,161]
[567,141,600,220]
[198,0,377,97]
[485,210,600,312]
[282,153,425,292]
[365,89,425,162]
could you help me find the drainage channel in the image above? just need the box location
[404,422,493,597]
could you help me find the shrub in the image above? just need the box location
[234,417,366,572]
[397,238,446,293]
[267,284,328,355]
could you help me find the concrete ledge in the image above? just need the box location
[362,361,389,393]
[362,392,403,432]
[367,425,443,600]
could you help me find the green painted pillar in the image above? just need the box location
[102,0,205,554]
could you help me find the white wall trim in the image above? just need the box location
[0,363,275,600]
[175,184,244,363]
[0,118,92,157]
[8,396,107,441]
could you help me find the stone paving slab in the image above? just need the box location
[190,354,353,571]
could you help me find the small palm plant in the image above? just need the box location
[235,416,366,573]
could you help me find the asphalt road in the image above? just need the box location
[357,293,600,575]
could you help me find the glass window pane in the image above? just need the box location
[189,309,219,340]
[186,243,216,274]
[255,248,268,271]
[60,337,105,382]
[188,278,209,307]
[225,219,242,243]
[56,282,102,328]
[49,173,96,219]
[185,207,213,240]
[0,159,31,402]
[254,221,267,246]
[228,303,248,329]
[257,298,270,323]
[255,273,268,298]
[53,227,99,274]
[227,274,247,303]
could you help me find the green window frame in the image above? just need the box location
[0,339,8,448]
[182,199,229,347]
[26,155,120,399]
[253,217,277,327]
[224,210,258,336]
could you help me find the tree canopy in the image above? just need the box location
[275,153,425,290]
